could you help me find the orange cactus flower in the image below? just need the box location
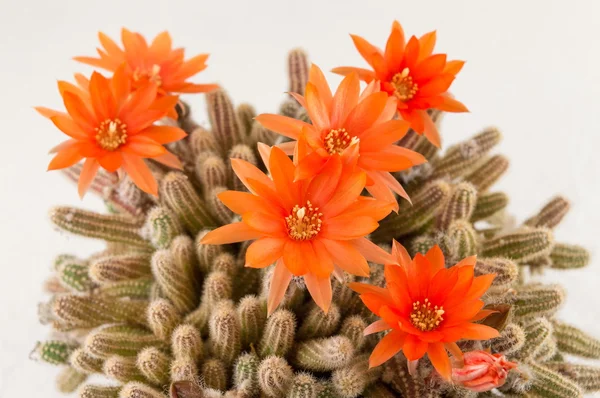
[37,66,186,197]
[74,29,218,95]
[332,21,468,147]
[451,350,518,392]
[201,146,394,314]
[255,65,426,209]
[349,242,499,381]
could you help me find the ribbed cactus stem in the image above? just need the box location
[314,382,339,398]
[474,258,518,291]
[185,271,233,334]
[119,382,165,398]
[373,180,451,241]
[545,362,600,393]
[238,295,267,348]
[288,372,318,398]
[56,257,93,292]
[259,309,297,357]
[250,122,277,147]
[236,103,257,137]
[550,243,590,269]
[147,299,182,340]
[70,348,104,374]
[447,220,478,260]
[514,284,565,319]
[151,250,198,313]
[161,172,216,233]
[431,127,502,179]
[380,356,423,397]
[339,315,368,350]
[287,48,309,95]
[293,336,355,371]
[198,155,228,191]
[298,303,342,339]
[56,367,88,394]
[399,130,438,160]
[436,182,477,230]
[137,347,171,386]
[189,126,218,156]
[517,318,553,359]
[79,385,121,398]
[481,228,554,263]
[408,235,436,256]
[53,295,148,329]
[144,206,183,249]
[170,357,199,382]
[49,206,147,247]
[196,230,224,273]
[536,335,558,362]
[258,356,294,397]
[206,89,244,155]
[464,154,509,192]
[202,358,228,391]
[172,324,204,361]
[332,275,357,312]
[104,356,145,383]
[234,352,259,390]
[96,277,153,299]
[205,271,235,305]
[35,340,76,365]
[228,144,258,192]
[471,191,509,221]
[279,98,301,118]
[84,325,162,359]
[524,196,570,229]
[209,300,241,365]
[553,321,600,359]
[209,186,234,224]
[210,252,237,275]
[89,254,151,284]
[490,323,525,356]
[528,362,583,398]
[170,235,198,283]
[332,355,380,398]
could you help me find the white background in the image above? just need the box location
[1,0,599,396]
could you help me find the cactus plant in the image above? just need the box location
[32,26,600,398]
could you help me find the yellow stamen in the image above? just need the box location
[285,201,323,241]
[391,67,418,102]
[133,64,162,86]
[95,119,127,151]
[324,128,354,155]
[410,298,444,332]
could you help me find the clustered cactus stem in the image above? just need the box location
[33,36,600,398]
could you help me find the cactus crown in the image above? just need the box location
[34,47,600,398]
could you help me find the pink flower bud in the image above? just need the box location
[451,350,518,392]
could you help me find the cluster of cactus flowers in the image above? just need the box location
[33,24,600,398]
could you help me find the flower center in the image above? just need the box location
[410,298,444,332]
[323,128,357,155]
[285,201,323,241]
[95,119,128,151]
[391,67,418,101]
[133,64,162,86]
